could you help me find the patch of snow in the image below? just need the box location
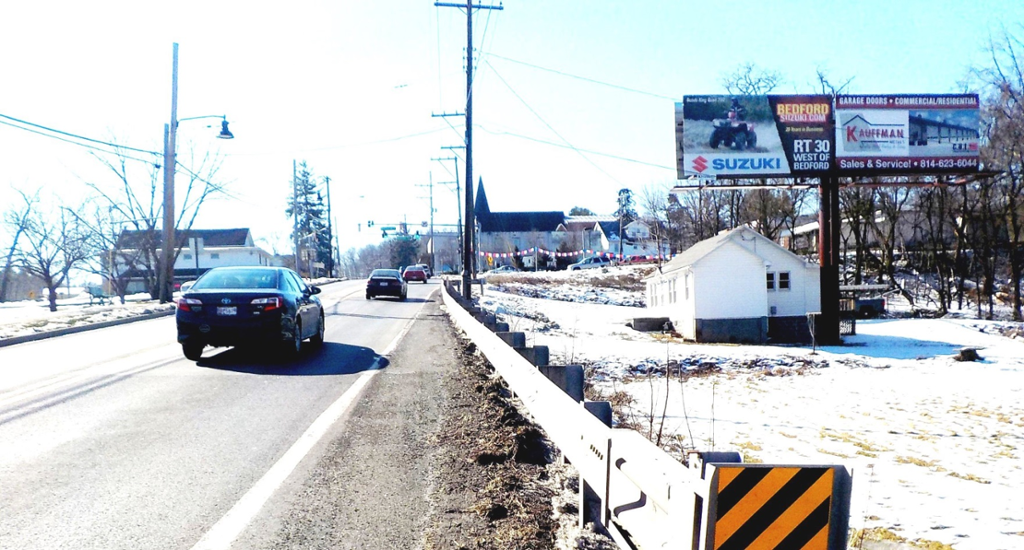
[475,279,1024,550]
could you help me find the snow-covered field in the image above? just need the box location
[479,267,1024,550]
[0,293,175,340]
[4,271,1022,548]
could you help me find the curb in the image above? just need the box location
[0,309,176,349]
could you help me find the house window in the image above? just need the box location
[684,274,690,300]
[210,253,220,260]
[183,253,192,260]
[766,272,776,291]
[779,272,791,290]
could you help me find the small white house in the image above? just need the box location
[645,226,820,344]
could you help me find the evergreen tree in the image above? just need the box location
[286,162,331,276]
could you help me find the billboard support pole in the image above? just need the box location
[818,175,842,345]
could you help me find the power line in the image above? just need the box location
[476,124,674,170]
[0,112,161,156]
[487,53,678,100]
[224,127,450,156]
[0,118,159,166]
[483,58,626,186]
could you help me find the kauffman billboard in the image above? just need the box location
[676,95,833,179]
[835,94,979,174]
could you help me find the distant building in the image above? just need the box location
[473,179,669,269]
[114,228,273,292]
[645,226,820,344]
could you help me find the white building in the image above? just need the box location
[645,226,820,344]
[114,228,273,293]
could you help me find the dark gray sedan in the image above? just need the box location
[176,266,324,361]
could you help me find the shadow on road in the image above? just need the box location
[195,342,388,375]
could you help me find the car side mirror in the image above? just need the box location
[309,286,321,295]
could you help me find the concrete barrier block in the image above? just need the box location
[539,365,584,402]
[496,331,526,348]
[516,345,549,366]
[584,400,613,427]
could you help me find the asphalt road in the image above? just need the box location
[0,278,450,550]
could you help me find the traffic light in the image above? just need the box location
[381,229,388,238]
[368,220,374,227]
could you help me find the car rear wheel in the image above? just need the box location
[182,342,204,361]
[366,293,372,300]
[311,313,325,346]
[283,320,302,357]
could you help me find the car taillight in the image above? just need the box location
[177,297,202,312]
[251,296,283,311]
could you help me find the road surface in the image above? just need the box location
[0,278,450,550]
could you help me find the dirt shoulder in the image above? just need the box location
[423,304,614,550]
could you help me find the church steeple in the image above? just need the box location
[474,177,490,218]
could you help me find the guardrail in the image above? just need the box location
[441,281,851,550]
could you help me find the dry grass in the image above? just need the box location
[849,527,956,550]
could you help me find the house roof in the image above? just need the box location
[117,228,252,249]
[596,221,621,240]
[474,178,565,233]
[650,226,791,278]
[478,211,566,233]
[559,220,599,233]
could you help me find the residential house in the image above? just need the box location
[645,226,820,344]
[114,228,273,293]
[593,220,671,259]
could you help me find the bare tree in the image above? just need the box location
[16,195,96,312]
[719,63,784,96]
[85,143,226,299]
[975,29,1024,320]
[2,188,38,302]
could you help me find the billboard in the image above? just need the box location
[676,95,834,179]
[834,94,979,174]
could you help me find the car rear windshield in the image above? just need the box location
[193,269,279,290]
[370,269,401,279]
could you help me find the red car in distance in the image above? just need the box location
[402,266,428,283]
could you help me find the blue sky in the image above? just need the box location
[1,0,1021,254]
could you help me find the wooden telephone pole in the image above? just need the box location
[435,1,503,299]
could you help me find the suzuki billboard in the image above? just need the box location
[676,93,979,179]
[676,95,834,179]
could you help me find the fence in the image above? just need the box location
[441,281,852,549]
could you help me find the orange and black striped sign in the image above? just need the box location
[713,466,834,550]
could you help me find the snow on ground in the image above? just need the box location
[4,271,1022,547]
[0,293,175,340]
[0,278,342,341]
[477,268,1024,550]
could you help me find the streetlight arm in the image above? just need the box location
[177,114,228,123]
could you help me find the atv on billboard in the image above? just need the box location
[676,95,834,179]
[835,94,979,174]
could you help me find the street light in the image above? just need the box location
[158,43,234,303]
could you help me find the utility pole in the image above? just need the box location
[435,0,503,299]
[434,154,462,273]
[324,176,333,277]
[429,172,435,273]
[159,43,179,303]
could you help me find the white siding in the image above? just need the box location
[732,228,820,317]
[692,242,765,319]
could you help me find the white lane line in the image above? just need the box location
[190,369,379,550]
[189,296,426,550]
